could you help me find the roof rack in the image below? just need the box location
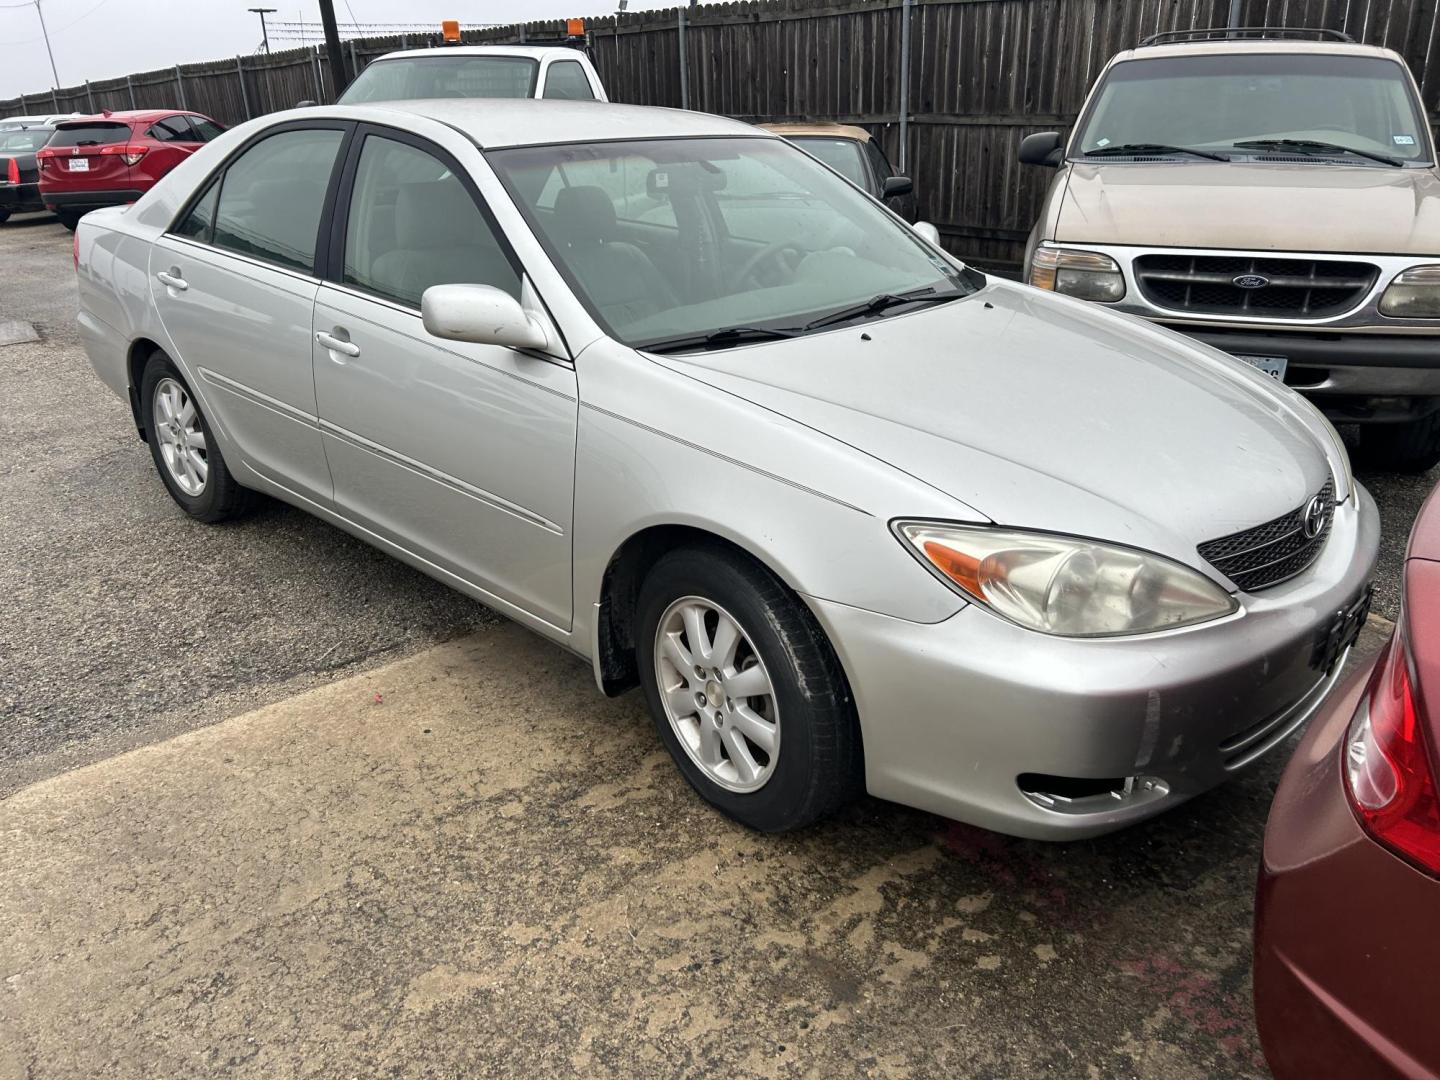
[1138,27,1356,47]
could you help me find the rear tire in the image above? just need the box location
[1354,412,1440,474]
[140,351,255,523]
[0,209,10,225]
[56,211,80,231]
[635,544,863,832]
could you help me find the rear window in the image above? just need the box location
[338,56,539,103]
[0,129,51,152]
[49,122,130,148]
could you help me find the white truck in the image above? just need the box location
[338,45,607,105]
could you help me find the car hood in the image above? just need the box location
[655,282,1334,575]
[1057,162,1440,255]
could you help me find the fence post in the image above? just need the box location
[125,74,136,109]
[17,92,25,114]
[174,65,187,108]
[349,38,360,79]
[310,45,324,103]
[85,79,95,112]
[236,56,252,118]
[677,8,689,110]
[898,0,912,171]
[1228,0,1243,28]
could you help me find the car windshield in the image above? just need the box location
[488,136,977,349]
[0,129,49,152]
[339,56,539,103]
[788,136,869,187]
[1075,53,1431,164]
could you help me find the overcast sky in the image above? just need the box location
[1,0,672,100]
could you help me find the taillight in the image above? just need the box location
[72,229,80,271]
[5,157,18,185]
[99,144,147,166]
[1345,618,1440,875]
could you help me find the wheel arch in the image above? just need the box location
[126,336,166,440]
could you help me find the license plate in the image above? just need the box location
[1234,353,1287,381]
[1311,584,1373,673]
[67,157,90,172]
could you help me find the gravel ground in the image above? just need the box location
[0,213,499,795]
[0,209,1432,796]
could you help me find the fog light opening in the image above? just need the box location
[1019,773,1168,811]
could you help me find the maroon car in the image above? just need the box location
[1255,480,1440,1078]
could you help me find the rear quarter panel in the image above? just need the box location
[76,208,155,401]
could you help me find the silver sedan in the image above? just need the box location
[74,100,1378,839]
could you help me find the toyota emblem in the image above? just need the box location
[1302,495,1328,539]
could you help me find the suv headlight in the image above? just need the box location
[896,523,1237,637]
[1030,247,1126,302]
[1379,265,1440,318]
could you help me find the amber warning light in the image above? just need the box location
[441,19,461,43]
[567,18,585,36]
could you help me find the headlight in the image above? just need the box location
[896,523,1237,637]
[1379,265,1440,318]
[1030,247,1126,302]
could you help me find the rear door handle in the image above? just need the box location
[156,269,188,291]
[315,330,361,359]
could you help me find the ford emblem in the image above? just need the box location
[1233,274,1270,290]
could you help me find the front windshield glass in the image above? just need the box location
[0,129,49,152]
[339,56,538,103]
[488,136,977,349]
[1075,53,1431,163]
[789,136,869,188]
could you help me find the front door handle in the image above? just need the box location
[156,269,188,291]
[316,330,361,359]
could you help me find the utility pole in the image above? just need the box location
[248,7,276,55]
[32,1,62,88]
[317,0,350,93]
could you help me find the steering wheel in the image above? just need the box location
[729,240,806,290]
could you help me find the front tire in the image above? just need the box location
[635,545,863,832]
[140,351,254,522]
[1354,412,1440,474]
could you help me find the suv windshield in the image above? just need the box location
[339,56,539,103]
[1075,53,1431,164]
[489,136,977,350]
[48,122,130,148]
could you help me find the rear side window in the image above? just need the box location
[188,116,225,142]
[341,134,520,308]
[147,116,195,142]
[542,60,595,101]
[174,179,219,241]
[210,128,345,274]
[48,122,129,148]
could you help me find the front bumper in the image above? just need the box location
[808,485,1380,839]
[1254,661,1440,1078]
[42,188,145,212]
[0,182,44,214]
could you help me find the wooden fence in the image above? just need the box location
[4,0,1438,272]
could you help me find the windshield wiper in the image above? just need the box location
[642,325,803,354]
[1232,138,1403,168]
[1084,143,1229,162]
[803,290,961,332]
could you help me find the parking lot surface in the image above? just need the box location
[0,211,1432,1077]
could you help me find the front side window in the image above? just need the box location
[490,136,976,349]
[542,60,595,101]
[339,56,539,104]
[210,128,345,273]
[342,135,519,309]
[1075,53,1432,163]
[790,136,870,189]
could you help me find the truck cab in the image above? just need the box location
[1019,28,1440,472]
[338,45,607,105]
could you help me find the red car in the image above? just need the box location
[1255,480,1440,1077]
[37,110,224,229]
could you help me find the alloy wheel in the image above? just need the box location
[653,595,780,793]
[152,377,208,497]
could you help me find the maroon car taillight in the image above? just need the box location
[99,144,148,167]
[1345,618,1440,875]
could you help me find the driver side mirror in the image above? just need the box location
[1018,131,1064,167]
[911,221,940,246]
[882,175,914,198]
[421,284,548,350]
[296,99,318,109]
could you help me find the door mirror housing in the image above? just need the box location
[296,99,318,109]
[421,284,549,350]
[1018,131,1064,167]
[882,175,914,199]
[911,221,940,246]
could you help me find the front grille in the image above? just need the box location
[1197,480,1335,592]
[1134,254,1377,318]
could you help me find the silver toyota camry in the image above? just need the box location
[74,100,1378,839]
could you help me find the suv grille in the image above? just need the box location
[1197,480,1335,592]
[1133,255,1377,318]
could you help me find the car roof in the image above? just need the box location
[761,122,873,143]
[339,98,764,149]
[1113,39,1403,63]
[368,45,591,63]
[56,110,193,125]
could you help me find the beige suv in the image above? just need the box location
[1019,28,1440,471]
